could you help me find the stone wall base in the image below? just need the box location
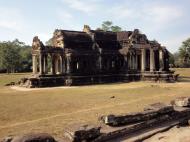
[19,71,177,88]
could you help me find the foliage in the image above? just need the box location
[98,21,122,32]
[45,38,53,46]
[175,38,190,67]
[0,39,32,73]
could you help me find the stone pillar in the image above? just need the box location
[132,55,134,70]
[51,54,56,75]
[32,55,38,74]
[99,48,102,71]
[62,55,66,74]
[159,50,164,71]
[39,54,44,74]
[124,56,128,71]
[134,54,138,70]
[66,54,71,74]
[141,49,146,72]
[128,54,131,70]
[44,55,48,74]
[59,56,63,74]
[150,48,155,72]
[130,54,132,69]
[55,57,59,74]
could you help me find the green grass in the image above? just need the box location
[0,68,190,139]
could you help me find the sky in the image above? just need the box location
[0,0,190,53]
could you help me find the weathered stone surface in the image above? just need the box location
[101,103,174,126]
[5,82,15,86]
[144,102,174,114]
[171,97,190,107]
[10,133,55,142]
[20,25,176,88]
[1,136,13,142]
[64,125,101,142]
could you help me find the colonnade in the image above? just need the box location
[141,48,164,72]
[32,49,165,75]
[32,53,71,75]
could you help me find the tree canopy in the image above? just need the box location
[176,38,190,67]
[0,39,32,73]
[98,21,122,32]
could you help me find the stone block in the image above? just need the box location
[10,133,55,142]
[64,125,101,142]
[171,97,190,107]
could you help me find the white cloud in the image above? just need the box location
[108,2,183,32]
[56,9,82,30]
[161,34,190,53]
[0,7,24,32]
[145,5,183,25]
[61,0,100,13]
[56,9,73,21]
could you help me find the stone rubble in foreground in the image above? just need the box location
[1,97,190,142]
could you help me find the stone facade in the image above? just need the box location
[21,25,176,87]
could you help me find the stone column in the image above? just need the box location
[124,56,128,72]
[99,48,102,71]
[134,54,138,70]
[130,54,133,69]
[150,48,155,72]
[132,55,135,69]
[55,57,59,74]
[159,50,164,71]
[32,55,38,74]
[44,55,48,74]
[62,56,66,74]
[141,49,146,72]
[59,56,63,74]
[39,54,44,74]
[66,54,71,74]
[128,54,131,70]
[51,54,56,75]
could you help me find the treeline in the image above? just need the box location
[170,38,190,68]
[0,39,32,73]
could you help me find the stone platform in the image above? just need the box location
[19,71,177,88]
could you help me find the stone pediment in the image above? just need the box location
[32,36,44,50]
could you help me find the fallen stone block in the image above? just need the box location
[1,136,13,142]
[101,103,174,126]
[6,133,56,142]
[171,97,190,107]
[64,125,101,142]
[144,102,174,114]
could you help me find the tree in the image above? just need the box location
[111,26,122,32]
[45,38,53,46]
[0,39,32,73]
[19,45,32,72]
[98,21,122,32]
[178,38,190,67]
[0,41,21,73]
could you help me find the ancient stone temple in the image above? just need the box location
[21,25,176,87]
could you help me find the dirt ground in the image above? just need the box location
[144,126,190,142]
[0,68,190,141]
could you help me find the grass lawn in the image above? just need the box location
[0,68,190,139]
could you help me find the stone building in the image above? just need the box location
[21,25,176,87]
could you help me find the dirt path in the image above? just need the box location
[0,93,176,130]
[10,86,77,91]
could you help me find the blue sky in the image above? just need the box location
[0,0,190,53]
